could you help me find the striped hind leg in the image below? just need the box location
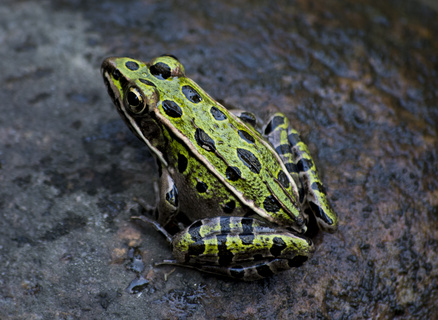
[169,216,314,281]
[263,113,338,232]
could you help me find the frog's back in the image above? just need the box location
[102,55,306,232]
[152,68,304,230]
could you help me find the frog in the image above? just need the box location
[101,55,338,281]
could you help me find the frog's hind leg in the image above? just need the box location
[263,113,338,232]
[169,216,314,281]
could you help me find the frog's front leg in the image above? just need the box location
[264,113,338,232]
[132,166,181,241]
[169,216,314,281]
[155,165,179,227]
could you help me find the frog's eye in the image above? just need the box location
[126,87,146,114]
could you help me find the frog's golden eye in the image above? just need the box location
[126,87,146,114]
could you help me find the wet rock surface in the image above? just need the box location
[0,0,437,319]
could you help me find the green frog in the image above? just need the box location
[101,55,338,281]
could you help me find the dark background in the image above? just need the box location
[0,0,437,319]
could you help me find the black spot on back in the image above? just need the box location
[225,166,241,181]
[196,181,208,193]
[139,78,156,87]
[125,61,139,71]
[162,100,183,118]
[263,195,281,213]
[238,130,255,144]
[195,128,216,152]
[237,148,261,174]
[182,85,202,103]
[223,200,236,214]
[178,153,188,173]
[150,62,171,79]
[210,106,227,120]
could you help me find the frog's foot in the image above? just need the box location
[168,216,314,281]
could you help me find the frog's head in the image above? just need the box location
[101,55,185,166]
[102,55,186,113]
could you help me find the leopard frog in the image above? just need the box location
[101,55,338,281]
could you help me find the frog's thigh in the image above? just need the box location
[156,165,179,226]
[171,216,314,281]
[264,113,338,232]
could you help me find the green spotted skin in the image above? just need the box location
[101,55,338,280]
